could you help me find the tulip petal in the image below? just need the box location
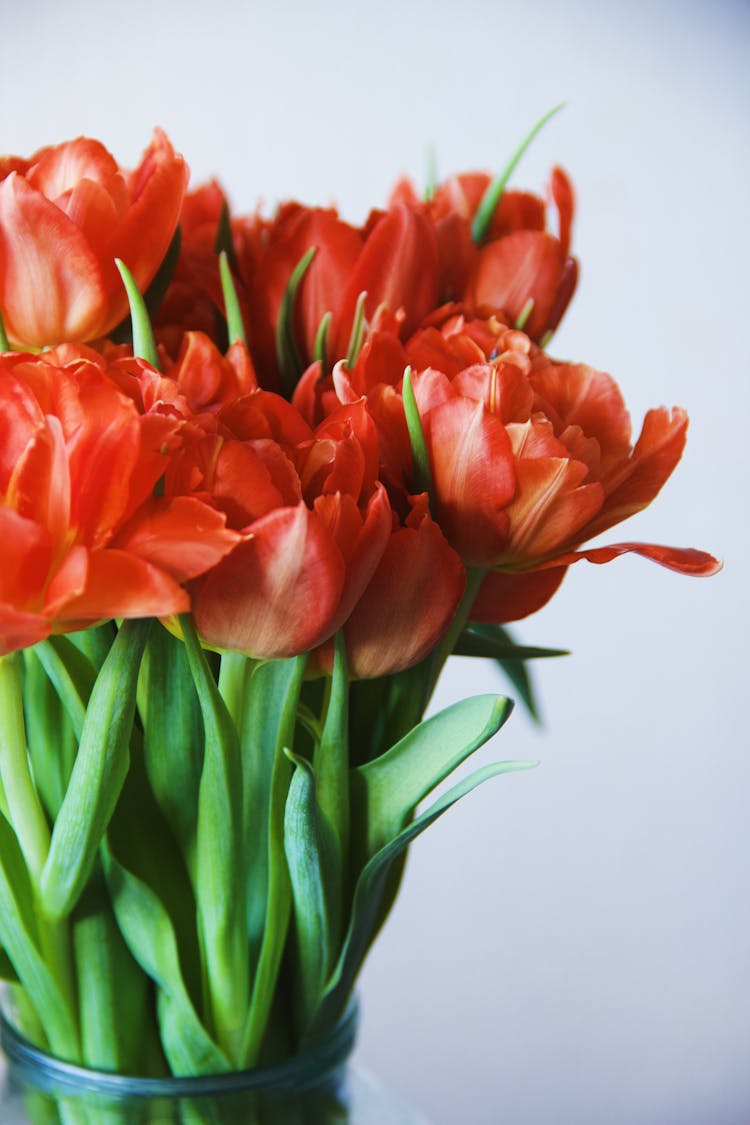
[59,549,190,622]
[0,173,105,345]
[470,567,568,624]
[113,497,240,582]
[469,231,566,339]
[193,505,346,658]
[537,541,722,577]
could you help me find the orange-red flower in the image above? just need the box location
[0,346,238,656]
[0,130,187,348]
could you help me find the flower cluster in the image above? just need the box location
[0,129,718,667]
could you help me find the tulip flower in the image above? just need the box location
[0,347,238,656]
[0,130,187,348]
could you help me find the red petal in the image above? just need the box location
[0,173,105,345]
[468,231,566,339]
[193,505,346,658]
[470,566,568,623]
[58,548,190,622]
[540,541,722,577]
[113,497,240,582]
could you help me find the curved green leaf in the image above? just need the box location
[311,759,537,1035]
[402,365,433,500]
[40,619,151,920]
[356,694,513,856]
[277,247,316,397]
[115,259,160,369]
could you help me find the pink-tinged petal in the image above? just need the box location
[586,407,689,538]
[344,508,465,679]
[0,173,105,345]
[470,566,568,624]
[113,497,240,582]
[27,138,122,205]
[60,549,190,623]
[538,541,722,577]
[468,231,566,339]
[426,397,516,565]
[193,505,346,658]
[0,369,45,489]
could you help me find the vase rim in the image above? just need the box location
[0,997,358,1099]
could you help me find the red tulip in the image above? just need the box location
[0,130,187,348]
[0,348,238,656]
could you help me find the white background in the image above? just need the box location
[3,1,748,1122]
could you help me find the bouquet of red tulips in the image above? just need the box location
[0,116,719,1088]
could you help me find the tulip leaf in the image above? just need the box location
[0,948,18,982]
[138,624,204,867]
[458,623,564,722]
[355,693,514,858]
[102,841,230,1076]
[515,298,535,331]
[115,259,160,370]
[34,634,98,740]
[283,750,341,1026]
[310,758,536,1036]
[219,250,247,345]
[424,145,438,203]
[180,616,247,1063]
[213,197,238,269]
[345,290,368,368]
[0,308,8,352]
[21,648,77,820]
[72,866,150,1073]
[472,103,566,245]
[313,310,333,372]
[40,618,152,920]
[239,655,307,1066]
[314,630,350,860]
[277,247,316,398]
[0,810,79,1057]
[402,365,434,500]
[144,226,182,324]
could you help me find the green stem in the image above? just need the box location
[218,650,251,730]
[424,567,487,705]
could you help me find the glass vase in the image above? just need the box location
[0,1002,428,1124]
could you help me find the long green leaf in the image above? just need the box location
[276,247,316,397]
[311,759,536,1035]
[454,627,569,662]
[284,751,341,1027]
[0,811,79,1058]
[102,843,230,1076]
[139,624,204,866]
[356,694,513,857]
[181,617,247,1063]
[239,656,307,1065]
[35,634,98,739]
[314,631,349,861]
[40,619,152,920]
[22,648,77,819]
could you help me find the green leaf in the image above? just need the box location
[0,307,8,351]
[213,198,237,268]
[454,627,569,662]
[115,260,160,369]
[139,624,204,865]
[0,810,79,1057]
[283,751,341,1026]
[72,866,150,1073]
[458,623,566,722]
[239,656,307,1065]
[34,634,98,740]
[356,694,514,857]
[40,618,151,920]
[313,311,332,372]
[0,949,18,982]
[402,365,433,500]
[314,631,349,860]
[22,648,77,819]
[471,103,566,245]
[180,616,247,1063]
[424,145,438,203]
[311,759,536,1035]
[345,291,368,369]
[219,250,247,345]
[515,297,535,331]
[102,842,230,1076]
[144,226,182,325]
[276,247,316,397]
